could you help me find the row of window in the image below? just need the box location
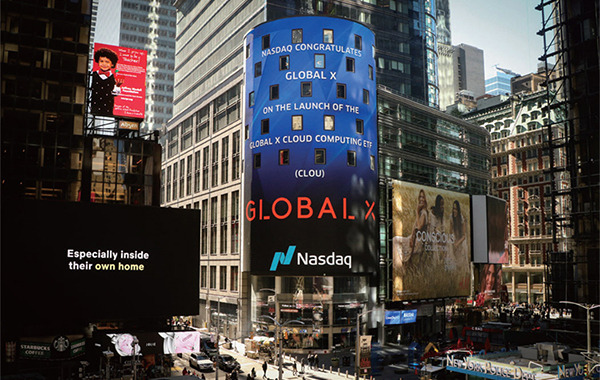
[200,265,239,292]
[258,116,364,134]
[253,149,375,169]
[195,194,241,255]
[254,29,363,52]
[162,132,241,203]
[254,55,372,75]
[249,84,370,105]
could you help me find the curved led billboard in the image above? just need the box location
[391,181,471,301]
[243,17,378,276]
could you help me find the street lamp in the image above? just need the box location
[259,288,278,319]
[559,301,600,355]
[355,309,373,380]
[215,296,229,380]
[259,315,304,380]
[131,336,139,380]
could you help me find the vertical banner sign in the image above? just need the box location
[91,43,147,119]
[359,335,372,374]
[242,16,378,276]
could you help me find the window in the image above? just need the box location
[221,136,229,185]
[314,54,325,69]
[301,82,312,97]
[324,115,335,130]
[262,34,270,49]
[270,85,279,100]
[292,115,303,131]
[347,151,357,166]
[209,266,216,289]
[346,57,355,72]
[261,119,269,134]
[219,266,227,290]
[315,149,326,164]
[211,142,219,187]
[363,89,370,104]
[292,29,303,43]
[279,149,289,165]
[370,155,375,170]
[255,62,262,77]
[254,153,261,168]
[369,65,373,80]
[279,55,290,70]
[201,266,207,288]
[323,29,333,43]
[356,119,364,134]
[230,266,239,291]
[245,44,250,59]
[249,91,255,107]
[355,34,362,50]
[336,83,346,99]
[232,131,241,180]
[172,162,178,200]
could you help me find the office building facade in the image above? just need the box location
[438,43,485,111]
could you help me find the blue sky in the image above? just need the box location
[449,0,543,79]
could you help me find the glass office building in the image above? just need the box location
[485,70,518,96]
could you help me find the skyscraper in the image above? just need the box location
[485,66,519,96]
[538,0,599,306]
[438,43,485,110]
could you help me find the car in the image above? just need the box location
[214,354,241,372]
[189,352,214,372]
[200,336,219,359]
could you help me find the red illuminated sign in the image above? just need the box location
[91,43,147,120]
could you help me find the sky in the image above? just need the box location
[449,0,544,79]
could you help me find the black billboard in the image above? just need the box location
[1,200,199,325]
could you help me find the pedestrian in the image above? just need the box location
[315,354,319,369]
[262,360,268,379]
[200,374,206,380]
[300,358,305,374]
[251,367,257,379]
[293,360,298,376]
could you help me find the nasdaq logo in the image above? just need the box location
[270,245,296,271]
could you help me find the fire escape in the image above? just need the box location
[537,0,599,305]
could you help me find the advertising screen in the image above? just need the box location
[472,195,508,264]
[384,310,417,325]
[100,331,201,356]
[1,200,199,325]
[391,181,471,301]
[243,17,378,276]
[487,196,509,264]
[476,264,504,305]
[91,43,147,119]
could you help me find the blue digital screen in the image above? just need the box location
[384,310,418,325]
[243,16,378,275]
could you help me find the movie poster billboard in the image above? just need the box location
[242,17,378,276]
[476,264,504,305]
[487,196,509,264]
[91,43,147,119]
[392,181,471,301]
[472,195,509,264]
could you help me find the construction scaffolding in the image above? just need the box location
[537,0,599,305]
